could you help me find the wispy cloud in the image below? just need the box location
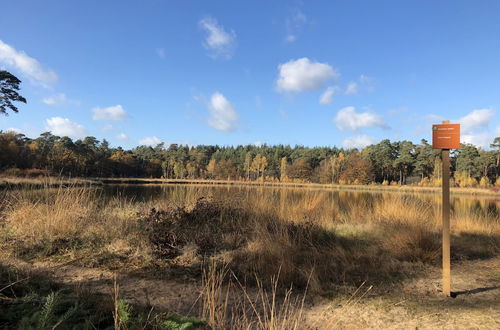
[334,106,388,131]
[92,105,127,121]
[102,124,113,132]
[285,9,308,43]
[208,92,239,131]
[345,82,358,95]
[342,134,376,149]
[45,117,86,138]
[116,132,128,141]
[276,58,339,93]
[139,136,162,146]
[425,114,445,123]
[345,75,374,95]
[199,17,236,59]
[319,86,340,105]
[278,107,288,120]
[0,40,58,87]
[42,93,80,106]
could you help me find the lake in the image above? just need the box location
[102,184,500,220]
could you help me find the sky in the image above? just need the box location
[1,0,500,149]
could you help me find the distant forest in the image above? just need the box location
[1,131,499,187]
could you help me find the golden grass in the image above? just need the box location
[0,176,95,188]
[5,186,95,243]
[2,185,150,266]
[1,183,499,327]
[1,184,499,290]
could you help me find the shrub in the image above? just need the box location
[140,197,247,259]
[479,176,490,188]
[455,171,477,187]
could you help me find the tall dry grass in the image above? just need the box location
[1,185,150,264]
[1,184,499,291]
[199,261,307,330]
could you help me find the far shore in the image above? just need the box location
[2,176,499,197]
[99,177,500,196]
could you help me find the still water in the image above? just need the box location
[102,184,500,219]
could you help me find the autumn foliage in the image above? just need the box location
[1,131,500,187]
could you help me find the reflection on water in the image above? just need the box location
[102,184,500,219]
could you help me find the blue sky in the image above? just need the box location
[1,0,499,149]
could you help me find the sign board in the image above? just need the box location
[432,124,460,149]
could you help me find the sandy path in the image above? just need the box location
[2,255,499,329]
[0,256,202,316]
[305,257,500,329]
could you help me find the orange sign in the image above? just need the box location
[432,124,460,149]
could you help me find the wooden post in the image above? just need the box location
[433,119,458,297]
[442,148,451,296]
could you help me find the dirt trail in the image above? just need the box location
[0,256,202,316]
[306,257,500,329]
[2,255,499,329]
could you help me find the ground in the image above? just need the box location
[2,253,498,329]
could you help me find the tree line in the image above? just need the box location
[1,70,499,187]
[1,131,499,187]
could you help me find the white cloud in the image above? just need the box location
[199,17,236,59]
[139,136,162,146]
[0,40,58,87]
[116,133,128,141]
[92,105,127,121]
[342,135,376,149]
[42,93,80,106]
[45,117,86,138]
[458,108,494,133]
[319,86,340,105]
[345,82,358,95]
[276,58,338,93]
[156,48,166,59]
[462,134,491,149]
[334,106,388,131]
[208,92,238,131]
